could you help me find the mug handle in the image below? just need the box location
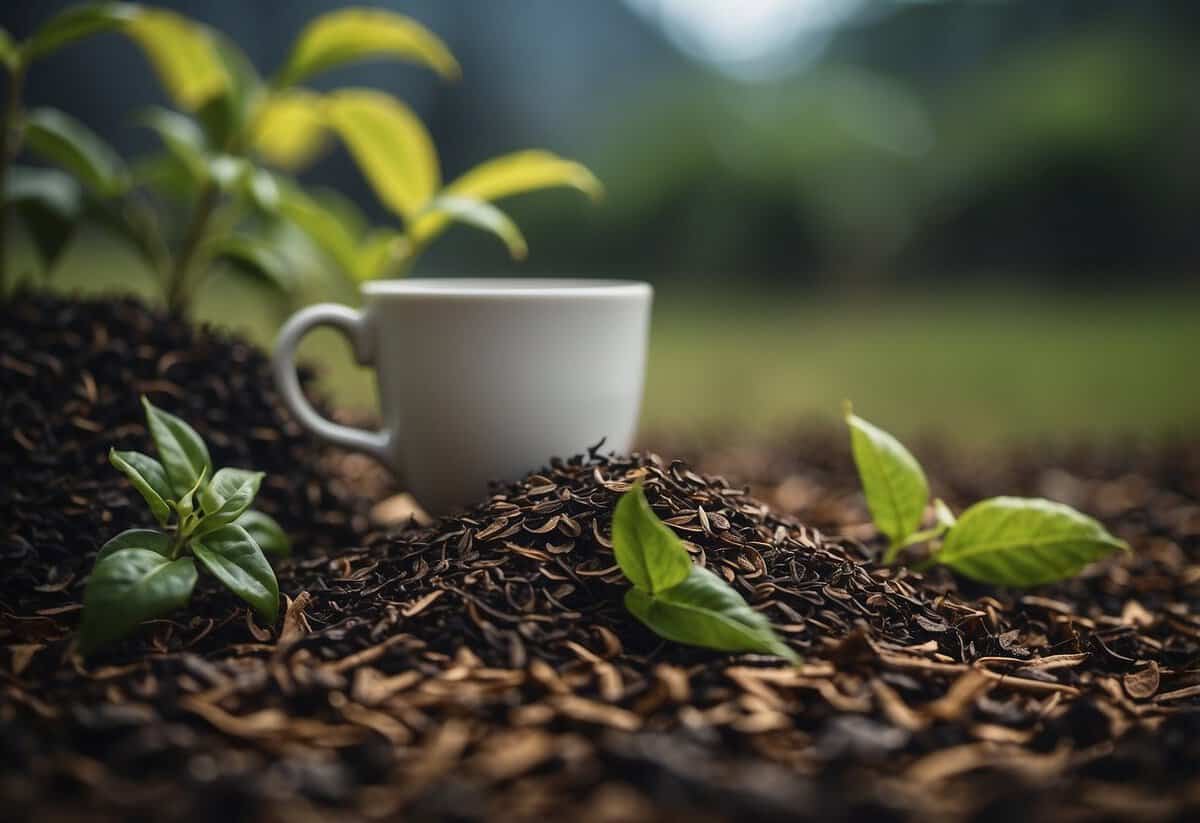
[272,303,392,467]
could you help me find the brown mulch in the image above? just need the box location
[2,295,1200,821]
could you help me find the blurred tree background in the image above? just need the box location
[4,0,1198,440]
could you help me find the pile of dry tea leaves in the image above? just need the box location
[0,294,370,621]
[4,407,1200,822]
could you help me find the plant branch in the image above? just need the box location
[165,181,220,315]
[0,60,28,298]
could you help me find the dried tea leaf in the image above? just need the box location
[1123,661,1160,700]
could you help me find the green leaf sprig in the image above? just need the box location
[844,403,1128,586]
[1,4,601,311]
[80,396,290,654]
[611,484,798,662]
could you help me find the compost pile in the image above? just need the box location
[3,296,1200,822]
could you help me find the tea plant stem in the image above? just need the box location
[0,61,28,298]
[165,182,220,316]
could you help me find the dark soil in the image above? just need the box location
[3,295,1199,822]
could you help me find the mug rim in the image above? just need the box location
[362,278,651,299]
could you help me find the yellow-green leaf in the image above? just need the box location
[276,7,459,87]
[611,484,691,594]
[0,27,17,70]
[323,89,439,220]
[252,90,328,169]
[356,228,405,281]
[123,8,229,109]
[408,150,601,247]
[418,195,527,261]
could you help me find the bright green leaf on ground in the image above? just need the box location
[935,496,1128,586]
[845,405,930,550]
[25,2,137,60]
[276,7,459,87]
[109,448,173,524]
[79,548,197,654]
[24,108,129,196]
[323,89,440,220]
[142,396,211,496]
[191,525,279,622]
[123,8,229,109]
[625,565,798,662]
[415,195,527,261]
[234,510,290,557]
[252,90,328,169]
[612,483,691,594]
[96,529,170,562]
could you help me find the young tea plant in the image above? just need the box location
[80,397,290,654]
[611,484,797,662]
[844,402,1128,585]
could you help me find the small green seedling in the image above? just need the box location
[844,402,1128,586]
[611,483,797,662]
[79,397,290,654]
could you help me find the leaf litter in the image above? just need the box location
[2,295,1200,821]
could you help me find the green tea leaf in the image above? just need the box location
[123,7,229,109]
[611,484,691,594]
[934,498,957,529]
[211,234,295,293]
[142,397,211,496]
[936,496,1129,587]
[625,566,797,662]
[252,90,328,169]
[275,183,361,276]
[191,525,279,622]
[276,8,459,87]
[96,529,169,562]
[197,467,263,532]
[323,89,439,220]
[0,28,18,70]
[173,466,207,519]
[408,150,601,250]
[845,406,929,548]
[3,166,82,273]
[23,108,129,197]
[79,548,197,654]
[109,448,173,524]
[234,510,290,557]
[139,107,210,185]
[417,195,527,260]
[26,2,136,60]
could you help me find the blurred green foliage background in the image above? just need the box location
[4,0,1199,440]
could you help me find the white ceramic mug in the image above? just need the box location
[273,278,653,515]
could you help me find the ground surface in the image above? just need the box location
[2,295,1199,822]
